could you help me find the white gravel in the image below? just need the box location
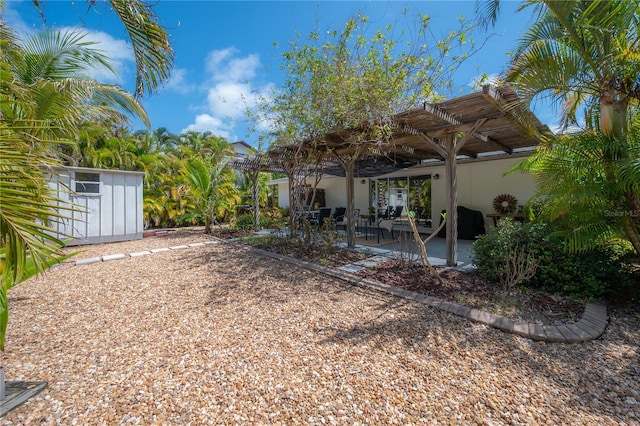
[2,230,639,425]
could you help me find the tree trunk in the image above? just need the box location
[600,92,628,138]
[252,170,260,232]
[204,216,211,234]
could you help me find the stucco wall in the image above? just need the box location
[270,155,535,230]
[273,176,371,216]
[429,155,535,231]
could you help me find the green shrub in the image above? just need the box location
[236,209,288,231]
[260,207,287,229]
[473,219,637,301]
[235,213,253,230]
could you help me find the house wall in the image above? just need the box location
[48,167,145,246]
[272,176,371,215]
[269,155,535,230]
[429,155,535,231]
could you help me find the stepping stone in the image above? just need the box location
[102,254,126,262]
[150,247,171,253]
[130,251,152,257]
[337,264,367,273]
[75,257,101,266]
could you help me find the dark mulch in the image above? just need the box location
[357,259,585,325]
[211,229,255,240]
[239,235,585,325]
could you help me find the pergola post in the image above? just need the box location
[345,159,356,247]
[251,169,261,232]
[445,135,458,266]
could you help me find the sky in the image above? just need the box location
[4,0,551,147]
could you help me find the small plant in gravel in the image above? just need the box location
[318,220,341,253]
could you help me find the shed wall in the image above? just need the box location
[49,167,144,246]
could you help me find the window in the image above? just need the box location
[74,172,101,194]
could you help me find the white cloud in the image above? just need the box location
[206,81,253,119]
[183,47,273,140]
[163,68,195,94]
[181,114,232,139]
[205,48,260,82]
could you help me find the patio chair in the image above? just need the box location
[379,206,392,219]
[391,205,403,218]
[331,207,346,223]
[378,219,395,239]
[335,208,359,232]
[309,207,332,228]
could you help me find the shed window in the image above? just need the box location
[74,172,101,194]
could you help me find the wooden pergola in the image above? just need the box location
[233,85,551,265]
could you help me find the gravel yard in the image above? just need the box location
[2,231,639,425]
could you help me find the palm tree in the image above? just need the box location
[0,59,75,351]
[183,157,240,234]
[29,0,174,98]
[513,119,640,255]
[0,0,172,355]
[477,0,640,255]
[476,0,640,138]
[0,20,158,353]
[8,27,150,141]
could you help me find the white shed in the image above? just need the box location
[48,166,145,246]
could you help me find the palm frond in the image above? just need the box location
[19,28,115,84]
[108,0,174,97]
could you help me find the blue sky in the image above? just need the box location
[4,1,551,146]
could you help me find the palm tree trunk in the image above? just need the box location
[600,92,628,138]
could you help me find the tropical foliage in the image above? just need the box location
[6,27,149,140]
[29,0,174,98]
[473,219,638,302]
[0,40,75,351]
[182,138,241,234]
[475,0,640,256]
[512,120,640,256]
[507,0,640,139]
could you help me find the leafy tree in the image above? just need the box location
[258,11,479,246]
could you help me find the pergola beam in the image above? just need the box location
[473,131,513,154]
[424,102,462,125]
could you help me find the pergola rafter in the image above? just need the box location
[232,85,551,264]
